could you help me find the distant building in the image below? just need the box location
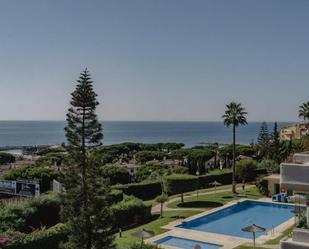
[119,160,139,177]
[280,123,309,141]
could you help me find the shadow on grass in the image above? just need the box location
[177,201,223,208]
[221,195,234,199]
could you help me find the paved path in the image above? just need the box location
[152,185,255,213]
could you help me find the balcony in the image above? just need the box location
[280,162,309,193]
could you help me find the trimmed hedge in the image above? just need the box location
[108,189,124,203]
[198,168,267,189]
[164,174,199,195]
[1,223,67,249]
[113,181,162,200]
[112,196,152,228]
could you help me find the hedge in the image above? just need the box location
[113,181,162,200]
[1,223,68,249]
[112,196,152,228]
[198,168,267,189]
[164,174,199,196]
[108,189,124,203]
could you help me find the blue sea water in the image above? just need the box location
[155,236,222,249]
[178,200,295,239]
[0,121,291,147]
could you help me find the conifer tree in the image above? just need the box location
[257,121,270,159]
[61,69,115,249]
[270,122,281,164]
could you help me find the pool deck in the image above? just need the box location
[146,198,296,249]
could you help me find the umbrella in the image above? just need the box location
[210,181,222,193]
[132,229,155,248]
[241,224,266,249]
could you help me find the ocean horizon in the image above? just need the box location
[0,120,293,148]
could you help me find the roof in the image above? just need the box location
[263,174,280,181]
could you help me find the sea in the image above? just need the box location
[0,121,292,148]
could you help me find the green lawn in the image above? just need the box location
[167,187,263,209]
[234,246,268,249]
[143,184,234,207]
[266,225,294,245]
[115,210,201,249]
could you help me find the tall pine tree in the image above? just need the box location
[257,121,270,159]
[61,69,115,249]
[270,122,281,164]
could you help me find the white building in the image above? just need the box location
[280,153,309,249]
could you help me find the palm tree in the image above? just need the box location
[222,102,248,193]
[298,101,309,123]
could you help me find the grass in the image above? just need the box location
[167,187,262,209]
[115,210,201,249]
[234,246,268,249]
[142,184,233,207]
[266,225,294,245]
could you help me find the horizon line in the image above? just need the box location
[0,119,298,123]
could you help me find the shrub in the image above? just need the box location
[0,152,15,164]
[256,179,269,196]
[136,164,170,182]
[171,166,188,174]
[0,193,61,233]
[101,165,131,185]
[1,223,68,249]
[112,196,151,228]
[258,160,279,173]
[113,181,162,201]
[236,159,258,183]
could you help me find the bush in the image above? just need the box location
[113,181,162,201]
[112,196,151,228]
[1,223,68,249]
[236,159,258,183]
[0,193,61,233]
[256,179,269,196]
[101,165,131,185]
[258,160,279,173]
[0,152,16,164]
[171,166,188,174]
[136,164,170,182]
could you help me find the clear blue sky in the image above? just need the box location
[0,0,308,122]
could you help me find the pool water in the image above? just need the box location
[155,236,222,249]
[178,200,294,239]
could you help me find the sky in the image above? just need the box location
[0,0,308,122]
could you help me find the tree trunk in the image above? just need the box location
[232,124,236,193]
[160,202,163,218]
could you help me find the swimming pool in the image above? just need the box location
[177,200,294,239]
[155,236,222,249]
